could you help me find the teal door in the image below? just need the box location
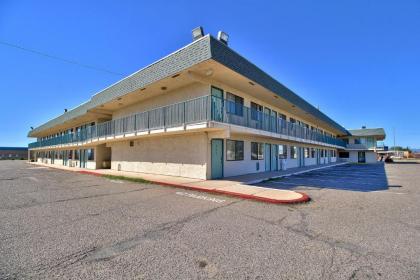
[316,149,320,165]
[271,144,278,171]
[265,144,271,171]
[80,149,87,168]
[358,151,366,163]
[211,139,224,179]
[211,86,224,122]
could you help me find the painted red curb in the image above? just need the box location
[75,170,311,204]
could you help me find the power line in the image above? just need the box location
[0,40,124,76]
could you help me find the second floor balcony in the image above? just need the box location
[29,95,347,149]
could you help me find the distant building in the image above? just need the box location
[339,127,386,163]
[0,147,28,160]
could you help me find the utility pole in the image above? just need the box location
[393,127,396,156]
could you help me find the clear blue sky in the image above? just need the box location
[1,0,419,148]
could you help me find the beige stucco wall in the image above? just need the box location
[109,133,208,179]
[112,82,209,119]
[210,133,339,177]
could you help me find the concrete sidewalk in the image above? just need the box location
[28,162,348,204]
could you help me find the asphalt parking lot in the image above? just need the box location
[1,161,420,279]
[259,163,389,192]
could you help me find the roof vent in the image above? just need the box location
[192,26,204,41]
[362,126,366,129]
[64,109,68,112]
[217,31,229,45]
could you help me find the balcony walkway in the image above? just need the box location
[28,161,348,204]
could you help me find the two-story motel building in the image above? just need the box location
[28,29,381,180]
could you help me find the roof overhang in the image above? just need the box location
[29,34,349,137]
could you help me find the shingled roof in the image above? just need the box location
[29,34,349,137]
[348,128,386,137]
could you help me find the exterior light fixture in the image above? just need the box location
[117,97,122,101]
[192,26,204,41]
[172,73,180,78]
[161,86,167,91]
[140,88,146,91]
[249,81,255,86]
[217,31,229,45]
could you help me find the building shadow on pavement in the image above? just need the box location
[261,163,390,192]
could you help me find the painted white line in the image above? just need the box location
[27,167,48,169]
[108,180,124,184]
[277,177,383,186]
[370,191,407,195]
[26,177,39,182]
[176,191,226,204]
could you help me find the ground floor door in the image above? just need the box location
[63,151,68,166]
[358,151,366,163]
[80,149,87,168]
[271,144,278,171]
[316,149,321,165]
[298,147,305,167]
[211,139,224,179]
[265,143,271,171]
[327,150,331,163]
[51,151,55,164]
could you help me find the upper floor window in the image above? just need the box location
[250,102,263,121]
[354,138,361,144]
[226,92,244,116]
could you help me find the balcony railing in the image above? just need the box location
[29,95,346,149]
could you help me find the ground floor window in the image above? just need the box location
[74,150,80,160]
[339,152,349,158]
[278,145,287,159]
[68,150,72,159]
[87,149,95,160]
[290,146,297,159]
[311,148,315,158]
[304,148,310,158]
[321,149,325,157]
[226,140,244,161]
[251,142,264,160]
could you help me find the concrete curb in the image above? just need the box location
[77,170,310,204]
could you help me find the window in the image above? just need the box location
[354,138,361,144]
[290,146,297,159]
[129,141,134,147]
[226,92,244,116]
[74,150,80,160]
[211,86,223,98]
[278,113,286,120]
[289,118,296,124]
[304,148,310,158]
[278,145,287,159]
[343,138,349,144]
[332,150,336,157]
[87,149,94,160]
[311,148,316,158]
[251,142,264,160]
[68,150,72,159]
[226,140,244,161]
[339,152,349,158]
[250,102,263,121]
[321,149,324,157]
